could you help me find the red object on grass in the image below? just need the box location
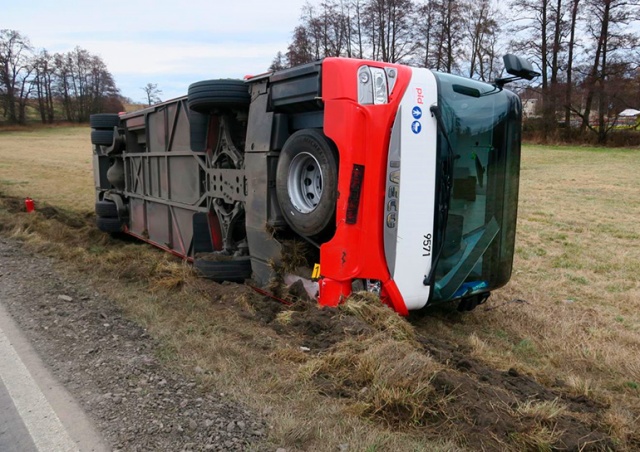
[24,197,35,213]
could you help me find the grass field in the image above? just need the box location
[0,126,95,210]
[1,126,639,451]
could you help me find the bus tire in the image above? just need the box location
[96,216,123,233]
[95,200,118,218]
[90,113,120,130]
[276,129,338,238]
[91,130,115,146]
[193,257,252,282]
[187,80,250,114]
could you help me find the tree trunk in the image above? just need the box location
[36,74,46,123]
[596,1,610,144]
[540,0,554,141]
[579,6,604,134]
[564,0,579,135]
[547,0,563,139]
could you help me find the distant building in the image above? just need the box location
[522,98,539,118]
[618,108,640,128]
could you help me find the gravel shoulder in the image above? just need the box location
[0,238,268,451]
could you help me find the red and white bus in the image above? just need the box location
[90,56,536,314]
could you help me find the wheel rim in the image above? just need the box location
[287,152,323,214]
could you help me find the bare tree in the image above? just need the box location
[563,0,580,131]
[55,47,122,122]
[414,0,436,68]
[281,0,354,67]
[319,0,351,56]
[572,0,640,142]
[0,29,34,124]
[364,0,417,63]
[465,0,502,81]
[141,83,162,106]
[281,0,418,65]
[509,0,556,136]
[430,0,465,72]
[271,0,640,145]
[31,49,56,123]
[349,0,367,58]
[286,26,316,66]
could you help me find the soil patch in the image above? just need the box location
[419,337,613,451]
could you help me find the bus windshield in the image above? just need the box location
[430,72,522,303]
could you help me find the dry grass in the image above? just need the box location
[0,126,94,210]
[280,239,309,274]
[339,292,416,342]
[509,426,562,452]
[2,128,640,450]
[514,399,567,422]
[290,294,444,427]
[275,310,295,325]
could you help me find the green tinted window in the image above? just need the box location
[431,73,521,302]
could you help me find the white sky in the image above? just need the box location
[3,0,308,101]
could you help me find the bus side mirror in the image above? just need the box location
[495,55,540,87]
[503,54,540,80]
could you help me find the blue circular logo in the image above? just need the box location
[411,121,422,134]
[412,106,422,119]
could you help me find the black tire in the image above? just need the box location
[189,110,209,152]
[91,130,115,146]
[187,80,250,114]
[193,257,252,283]
[95,200,118,218]
[96,216,123,233]
[90,114,120,129]
[276,129,338,237]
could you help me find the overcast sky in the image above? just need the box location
[4,0,307,102]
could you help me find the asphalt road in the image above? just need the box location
[0,300,108,452]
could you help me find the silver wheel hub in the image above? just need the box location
[287,152,323,214]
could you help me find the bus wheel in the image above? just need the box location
[90,113,120,130]
[193,257,252,283]
[276,129,338,238]
[95,200,118,218]
[91,129,115,146]
[187,79,250,114]
[96,216,123,233]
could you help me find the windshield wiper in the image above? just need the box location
[424,104,455,287]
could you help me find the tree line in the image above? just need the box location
[272,0,640,144]
[0,29,123,125]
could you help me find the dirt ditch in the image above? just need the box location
[0,192,93,228]
[0,192,619,451]
[238,290,615,451]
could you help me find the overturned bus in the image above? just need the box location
[90,55,537,315]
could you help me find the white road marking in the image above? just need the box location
[0,326,79,452]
